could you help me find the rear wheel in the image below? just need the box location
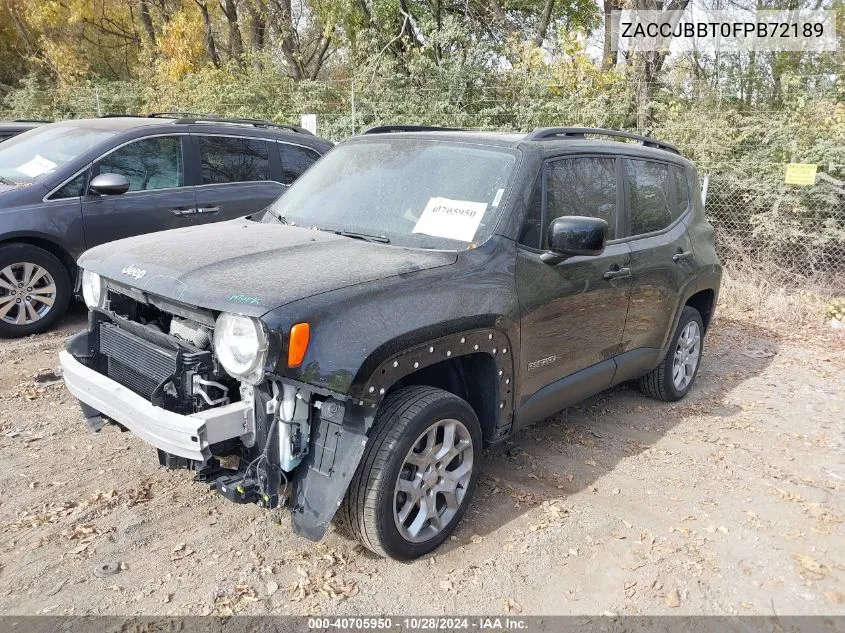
[638,306,704,402]
[340,386,482,560]
[0,244,71,338]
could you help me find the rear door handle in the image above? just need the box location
[672,251,694,262]
[196,206,221,214]
[603,267,631,280]
[170,207,197,216]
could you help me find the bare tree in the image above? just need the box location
[194,0,221,67]
[220,0,245,61]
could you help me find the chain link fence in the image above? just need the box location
[704,172,845,294]
[4,81,844,296]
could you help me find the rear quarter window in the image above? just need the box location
[672,165,691,220]
[280,143,322,185]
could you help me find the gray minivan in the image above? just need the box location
[0,115,332,336]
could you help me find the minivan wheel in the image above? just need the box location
[340,386,482,560]
[0,244,71,338]
[638,306,704,402]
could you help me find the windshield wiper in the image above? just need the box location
[333,230,390,244]
[0,176,16,186]
[266,208,291,225]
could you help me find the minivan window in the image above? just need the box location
[626,159,672,235]
[51,171,89,200]
[280,143,321,185]
[544,157,617,246]
[264,139,517,250]
[199,136,270,184]
[96,136,183,192]
[0,124,117,185]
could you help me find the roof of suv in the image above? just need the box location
[0,120,50,133]
[353,125,690,165]
[30,115,332,148]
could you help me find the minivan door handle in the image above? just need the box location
[602,266,631,280]
[170,207,197,216]
[672,250,694,262]
[196,206,221,214]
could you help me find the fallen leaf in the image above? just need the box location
[793,553,827,579]
[824,590,844,605]
[664,589,681,608]
[501,597,522,614]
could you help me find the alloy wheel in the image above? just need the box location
[672,320,701,391]
[0,263,57,325]
[393,418,474,543]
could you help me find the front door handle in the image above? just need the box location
[603,266,631,280]
[196,206,221,214]
[673,251,694,262]
[170,207,197,216]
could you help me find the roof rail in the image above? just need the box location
[147,113,313,135]
[526,127,681,155]
[147,112,205,120]
[13,119,51,123]
[363,125,466,134]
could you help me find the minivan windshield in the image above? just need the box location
[262,138,518,249]
[0,124,117,185]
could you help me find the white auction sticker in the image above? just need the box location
[16,155,57,178]
[412,197,487,242]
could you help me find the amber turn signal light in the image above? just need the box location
[288,322,310,368]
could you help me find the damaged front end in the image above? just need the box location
[60,282,369,541]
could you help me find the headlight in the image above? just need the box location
[213,313,268,384]
[81,270,105,309]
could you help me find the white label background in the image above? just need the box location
[412,197,488,242]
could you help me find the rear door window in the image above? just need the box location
[199,136,270,184]
[280,143,321,185]
[625,159,672,235]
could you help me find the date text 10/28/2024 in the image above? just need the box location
[307,617,529,631]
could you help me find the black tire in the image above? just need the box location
[0,243,71,338]
[339,386,482,560]
[638,306,705,402]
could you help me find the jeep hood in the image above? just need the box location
[78,220,457,317]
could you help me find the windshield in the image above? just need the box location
[262,139,518,249]
[0,124,117,185]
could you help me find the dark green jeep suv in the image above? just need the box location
[60,126,721,560]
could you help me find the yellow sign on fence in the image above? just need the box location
[784,163,817,186]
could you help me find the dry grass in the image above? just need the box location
[718,262,830,328]
[717,260,844,349]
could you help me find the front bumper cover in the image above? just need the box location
[59,350,254,463]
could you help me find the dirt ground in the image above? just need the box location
[0,304,843,616]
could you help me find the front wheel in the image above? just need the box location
[0,244,71,338]
[340,386,482,560]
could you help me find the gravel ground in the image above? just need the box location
[0,305,843,616]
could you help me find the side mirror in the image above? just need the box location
[541,216,608,264]
[89,173,130,196]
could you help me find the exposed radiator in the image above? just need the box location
[99,323,178,399]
